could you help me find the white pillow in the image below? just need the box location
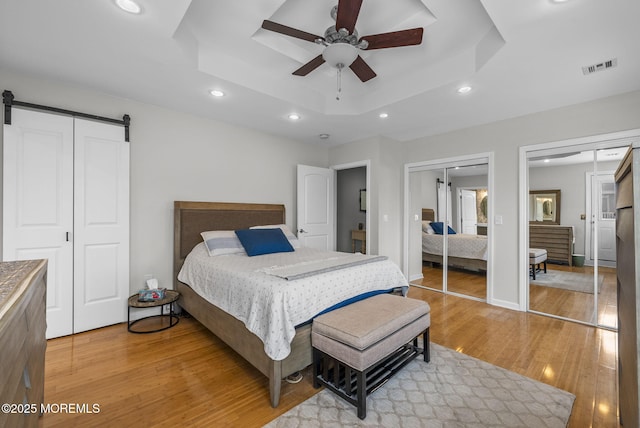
[200,230,246,256]
[250,224,301,248]
[422,221,435,235]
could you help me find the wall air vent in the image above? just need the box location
[582,58,617,75]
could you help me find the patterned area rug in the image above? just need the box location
[264,344,575,428]
[530,270,603,294]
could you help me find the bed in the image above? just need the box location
[173,201,408,408]
[421,208,487,271]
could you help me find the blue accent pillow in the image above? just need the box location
[234,228,295,257]
[430,222,456,235]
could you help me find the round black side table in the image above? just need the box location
[127,290,180,333]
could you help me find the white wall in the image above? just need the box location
[0,69,329,293]
[329,136,404,264]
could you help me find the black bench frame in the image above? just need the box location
[530,259,547,280]
[312,328,430,420]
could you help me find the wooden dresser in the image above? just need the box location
[529,224,574,266]
[615,146,640,427]
[0,259,47,428]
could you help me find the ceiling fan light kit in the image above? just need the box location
[322,43,358,68]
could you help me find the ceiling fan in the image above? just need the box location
[261,0,424,82]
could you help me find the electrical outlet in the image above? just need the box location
[163,304,171,313]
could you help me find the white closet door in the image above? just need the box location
[2,109,74,338]
[73,119,129,333]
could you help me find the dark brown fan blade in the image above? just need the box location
[335,0,363,34]
[361,28,424,50]
[293,55,326,76]
[262,20,323,43]
[349,56,376,82]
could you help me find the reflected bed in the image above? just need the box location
[421,208,487,271]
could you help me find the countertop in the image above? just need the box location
[0,260,46,316]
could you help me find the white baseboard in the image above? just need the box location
[488,298,523,312]
[409,273,424,282]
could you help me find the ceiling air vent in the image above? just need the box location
[582,58,617,75]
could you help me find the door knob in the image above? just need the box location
[299,228,307,234]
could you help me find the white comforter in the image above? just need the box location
[422,232,488,260]
[177,243,408,361]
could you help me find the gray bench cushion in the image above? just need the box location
[312,313,430,371]
[529,248,547,263]
[313,294,430,351]
[312,294,431,370]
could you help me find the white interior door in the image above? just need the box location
[586,172,617,264]
[73,119,129,333]
[3,109,74,338]
[297,165,335,250]
[459,189,478,235]
[595,174,616,262]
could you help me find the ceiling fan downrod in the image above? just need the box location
[336,63,344,100]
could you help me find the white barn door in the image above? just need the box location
[73,119,129,333]
[297,165,335,251]
[3,109,74,338]
[3,110,129,338]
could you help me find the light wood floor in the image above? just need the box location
[410,264,487,300]
[42,288,619,427]
[529,264,618,327]
[411,262,618,328]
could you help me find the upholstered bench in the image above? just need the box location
[311,294,430,419]
[530,248,548,280]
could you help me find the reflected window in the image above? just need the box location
[600,182,616,220]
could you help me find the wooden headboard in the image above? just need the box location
[422,208,435,222]
[173,201,286,288]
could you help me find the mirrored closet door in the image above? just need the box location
[408,167,444,292]
[527,144,628,328]
[407,159,489,301]
[446,165,488,300]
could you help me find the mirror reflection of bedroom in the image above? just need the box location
[527,146,626,328]
[408,162,488,301]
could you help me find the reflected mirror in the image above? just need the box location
[529,189,561,224]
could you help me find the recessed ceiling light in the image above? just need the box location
[288,113,300,121]
[457,86,472,94]
[115,0,141,14]
[209,89,225,97]
[318,134,330,140]
[379,113,389,118]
